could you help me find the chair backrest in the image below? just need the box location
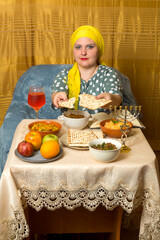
[13,64,73,119]
[114,68,138,107]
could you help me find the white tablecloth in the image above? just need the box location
[0,119,160,240]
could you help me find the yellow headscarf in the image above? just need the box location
[68,25,105,109]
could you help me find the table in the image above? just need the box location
[0,119,160,240]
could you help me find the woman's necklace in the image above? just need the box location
[81,66,98,82]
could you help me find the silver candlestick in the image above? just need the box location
[109,105,142,152]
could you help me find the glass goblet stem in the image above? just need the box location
[35,110,39,119]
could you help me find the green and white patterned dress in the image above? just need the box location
[51,65,122,114]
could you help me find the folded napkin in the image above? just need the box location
[89,112,111,128]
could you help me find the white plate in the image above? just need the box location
[15,147,63,163]
[60,134,89,150]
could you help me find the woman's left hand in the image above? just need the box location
[96,92,112,101]
[96,92,122,108]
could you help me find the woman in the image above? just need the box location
[51,25,123,114]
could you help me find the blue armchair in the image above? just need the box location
[0,64,137,176]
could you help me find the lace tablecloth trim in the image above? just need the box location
[20,185,142,213]
[122,191,160,240]
[0,209,29,240]
[139,198,160,240]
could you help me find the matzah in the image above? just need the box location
[67,128,104,146]
[79,93,112,110]
[59,97,76,109]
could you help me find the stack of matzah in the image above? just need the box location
[67,128,104,147]
[79,93,112,110]
[59,97,76,109]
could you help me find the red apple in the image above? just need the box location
[25,131,42,150]
[17,140,34,157]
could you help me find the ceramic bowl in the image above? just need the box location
[100,119,133,138]
[58,110,92,130]
[89,138,122,163]
[28,120,62,137]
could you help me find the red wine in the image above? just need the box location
[28,92,46,110]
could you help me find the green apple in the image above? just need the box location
[42,134,59,144]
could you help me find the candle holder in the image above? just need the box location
[109,105,142,152]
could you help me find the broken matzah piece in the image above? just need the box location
[79,93,112,110]
[92,129,104,139]
[67,128,104,146]
[59,97,76,109]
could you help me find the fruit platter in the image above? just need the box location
[16,128,63,163]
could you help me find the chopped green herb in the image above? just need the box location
[111,119,119,124]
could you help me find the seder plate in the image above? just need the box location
[15,146,63,163]
[60,134,89,150]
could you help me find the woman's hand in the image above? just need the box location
[51,92,68,108]
[96,92,122,108]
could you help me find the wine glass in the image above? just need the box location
[28,86,46,119]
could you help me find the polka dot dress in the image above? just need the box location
[51,65,122,114]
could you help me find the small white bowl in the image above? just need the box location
[58,110,92,130]
[89,138,122,163]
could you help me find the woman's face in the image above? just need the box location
[73,37,99,69]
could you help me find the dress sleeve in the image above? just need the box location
[51,68,69,93]
[103,68,123,98]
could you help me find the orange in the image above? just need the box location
[25,131,42,150]
[40,140,60,159]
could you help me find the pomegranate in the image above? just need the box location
[17,140,34,157]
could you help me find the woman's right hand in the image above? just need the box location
[51,92,68,108]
